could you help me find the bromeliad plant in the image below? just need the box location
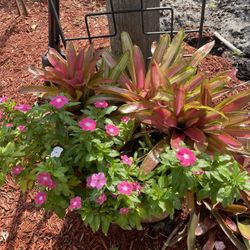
[21,43,104,103]
[96,30,250,161]
[0,30,250,249]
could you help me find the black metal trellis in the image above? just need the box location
[46,0,207,51]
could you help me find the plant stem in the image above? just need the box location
[141,125,153,149]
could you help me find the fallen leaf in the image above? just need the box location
[31,23,38,31]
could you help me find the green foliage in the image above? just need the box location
[197,155,250,207]
[0,30,249,245]
[1,97,249,235]
[158,147,250,208]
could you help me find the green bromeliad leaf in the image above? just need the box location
[184,103,228,119]
[121,31,136,84]
[189,41,215,67]
[161,29,185,71]
[110,51,130,81]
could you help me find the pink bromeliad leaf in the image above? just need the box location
[216,89,250,112]
[47,48,68,76]
[212,132,243,149]
[170,131,185,149]
[174,84,186,116]
[184,126,206,144]
[133,45,145,90]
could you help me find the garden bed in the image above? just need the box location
[0,177,237,250]
[0,1,249,250]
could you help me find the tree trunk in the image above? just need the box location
[15,0,28,17]
[106,0,160,59]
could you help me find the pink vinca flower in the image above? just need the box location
[0,96,8,103]
[69,196,82,211]
[94,100,109,108]
[37,172,56,189]
[12,165,24,175]
[34,192,47,205]
[49,95,68,109]
[119,207,129,215]
[96,193,107,205]
[121,116,130,123]
[176,148,197,167]
[192,170,205,176]
[121,155,133,166]
[47,180,57,189]
[132,182,142,195]
[86,172,107,190]
[0,111,2,120]
[111,193,117,198]
[79,118,96,132]
[105,124,119,136]
[14,104,32,113]
[6,123,13,128]
[17,125,26,132]
[117,181,134,195]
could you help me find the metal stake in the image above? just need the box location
[197,0,207,48]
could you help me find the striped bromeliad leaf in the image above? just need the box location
[95,30,249,159]
[21,42,102,102]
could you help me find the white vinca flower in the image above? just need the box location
[50,146,64,158]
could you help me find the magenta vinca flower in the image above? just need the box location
[37,172,56,189]
[6,123,13,128]
[96,193,107,205]
[49,95,68,109]
[12,165,24,175]
[132,182,142,195]
[14,104,32,113]
[121,116,130,123]
[117,181,133,195]
[17,125,26,132]
[192,170,205,176]
[121,155,133,166]
[79,118,96,132]
[0,96,8,103]
[176,148,197,167]
[34,192,47,205]
[47,180,57,189]
[94,100,109,108]
[69,196,82,211]
[86,172,107,190]
[119,207,129,215]
[105,124,119,136]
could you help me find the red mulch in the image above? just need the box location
[0,0,109,105]
[0,0,247,249]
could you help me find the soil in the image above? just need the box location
[160,0,250,82]
[161,0,250,53]
[0,0,248,249]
